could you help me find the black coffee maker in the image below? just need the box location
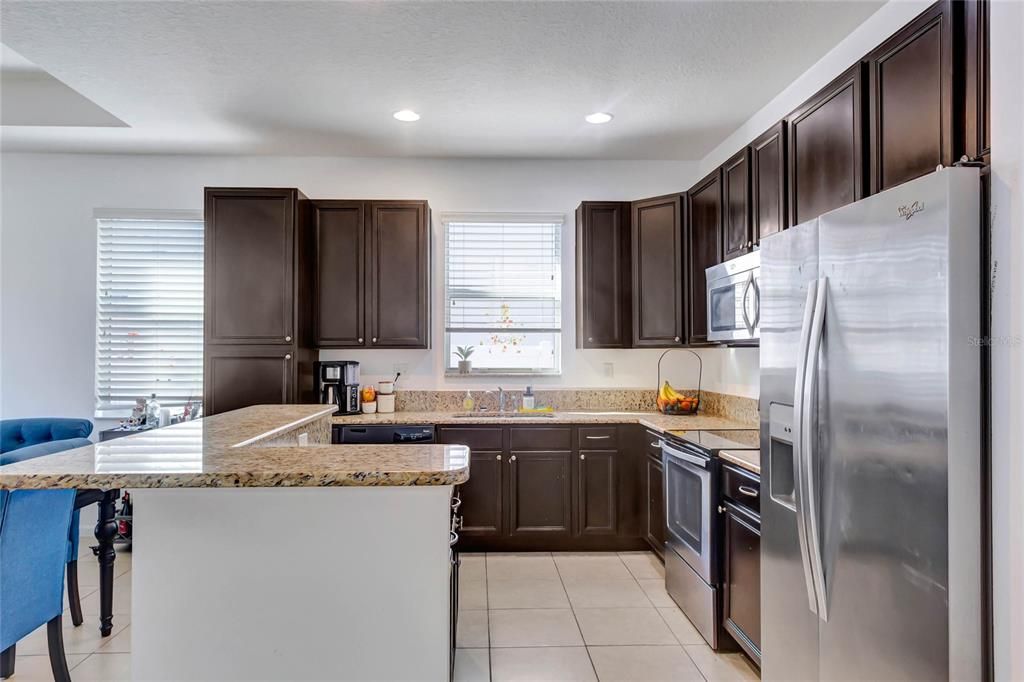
[314,361,360,415]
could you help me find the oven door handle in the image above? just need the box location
[662,444,708,469]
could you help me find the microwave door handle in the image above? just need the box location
[803,277,829,621]
[751,276,761,329]
[741,274,754,334]
[793,279,820,615]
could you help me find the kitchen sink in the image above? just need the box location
[451,412,555,418]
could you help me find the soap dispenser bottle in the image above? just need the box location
[522,386,535,410]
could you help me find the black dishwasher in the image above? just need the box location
[333,425,435,444]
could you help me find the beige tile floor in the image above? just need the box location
[455,551,760,682]
[9,546,757,681]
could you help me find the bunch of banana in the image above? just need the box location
[657,381,698,413]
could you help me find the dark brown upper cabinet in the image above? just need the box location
[368,201,431,348]
[964,0,990,164]
[722,149,752,260]
[686,172,722,345]
[204,188,307,346]
[575,202,632,349]
[751,122,788,244]
[313,200,431,349]
[867,0,955,193]
[787,63,866,226]
[631,194,685,347]
[312,201,365,347]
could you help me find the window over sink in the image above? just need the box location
[443,213,563,375]
[94,211,204,417]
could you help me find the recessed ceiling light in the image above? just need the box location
[393,109,421,122]
[585,112,614,124]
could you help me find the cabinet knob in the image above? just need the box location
[509,455,517,462]
[284,354,292,360]
[358,338,364,344]
[580,454,586,460]
[747,240,753,248]
[674,336,680,342]
[588,337,593,342]
[285,335,292,342]
[718,505,727,514]
[496,454,502,461]
[372,337,377,344]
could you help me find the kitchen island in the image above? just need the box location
[0,405,469,681]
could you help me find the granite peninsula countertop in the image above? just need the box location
[719,449,761,475]
[332,410,755,432]
[0,405,469,490]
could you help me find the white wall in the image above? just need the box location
[0,153,761,427]
[988,2,1024,679]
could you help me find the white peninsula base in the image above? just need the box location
[132,485,455,681]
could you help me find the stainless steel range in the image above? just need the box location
[659,428,758,649]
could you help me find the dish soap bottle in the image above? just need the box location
[145,393,160,427]
[463,390,475,411]
[522,386,535,410]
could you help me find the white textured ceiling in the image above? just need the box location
[0,0,883,159]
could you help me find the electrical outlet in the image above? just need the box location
[297,432,309,446]
[603,362,614,378]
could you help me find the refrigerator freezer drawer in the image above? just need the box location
[665,547,718,649]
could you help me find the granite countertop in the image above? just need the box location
[331,410,755,432]
[0,405,469,490]
[719,449,761,475]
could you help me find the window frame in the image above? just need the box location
[93,208,204,418]
[441,212,565,377]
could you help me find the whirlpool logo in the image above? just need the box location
[898,201,924,221]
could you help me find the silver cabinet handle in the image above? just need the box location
[509,455,517,462]
[580,454,586,460]
[358,337,364,344]
[450,531,458,547]
[284,354,292,360]
[285,335,292,342]
[738,485,759,498]
[585,435,611,440]
[496,454,502,461]
[650,441,662,449]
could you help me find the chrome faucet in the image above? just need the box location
[497,386,506,413]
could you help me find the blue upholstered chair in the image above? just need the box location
[0,419,94,628]
[0,488,78,681]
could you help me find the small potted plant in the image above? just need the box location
[455,346,474,374]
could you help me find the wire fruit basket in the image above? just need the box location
[656,349,702,415]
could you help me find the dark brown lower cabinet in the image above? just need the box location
[722,504,761,665]
[508,451,573,536]
[459,451,504,536]
[577,450,617,535]
[203,345,296,416]
[645,454,666,558]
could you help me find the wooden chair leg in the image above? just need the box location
[46,616,72,682]
[0,644,15,679]
[67,559,84,626]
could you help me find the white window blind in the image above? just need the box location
[95,217,204,415]
[444,215,562,373]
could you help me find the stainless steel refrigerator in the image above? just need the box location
[759,168,983,681]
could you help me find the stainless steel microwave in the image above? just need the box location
[705,250,759,343]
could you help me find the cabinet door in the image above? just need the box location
[751,122,787,244]
[645,455,666,557]
[631,195,684,347]
[204,188,297,345]
[508,451,572,537]
[723,506,762,663]
[367,201,430,348]
[313,201,366,347]
[577,450,618,536]
[787,64,865,226]
[686,173,722,345]
[203,345,293,416]
[867,0,954,193]
[722,149,752,260]
[458,451,504,536]
[576,202,631,348]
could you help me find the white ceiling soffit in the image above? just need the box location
[1,44,127,127]
[0,0,884,159]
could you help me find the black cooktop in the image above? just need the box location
[665,429,760,453]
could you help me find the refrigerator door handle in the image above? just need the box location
[792,279,820,615]
[803,276,830,622]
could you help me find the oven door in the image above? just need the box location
[706,257,760,343]
[663,441,713,583]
